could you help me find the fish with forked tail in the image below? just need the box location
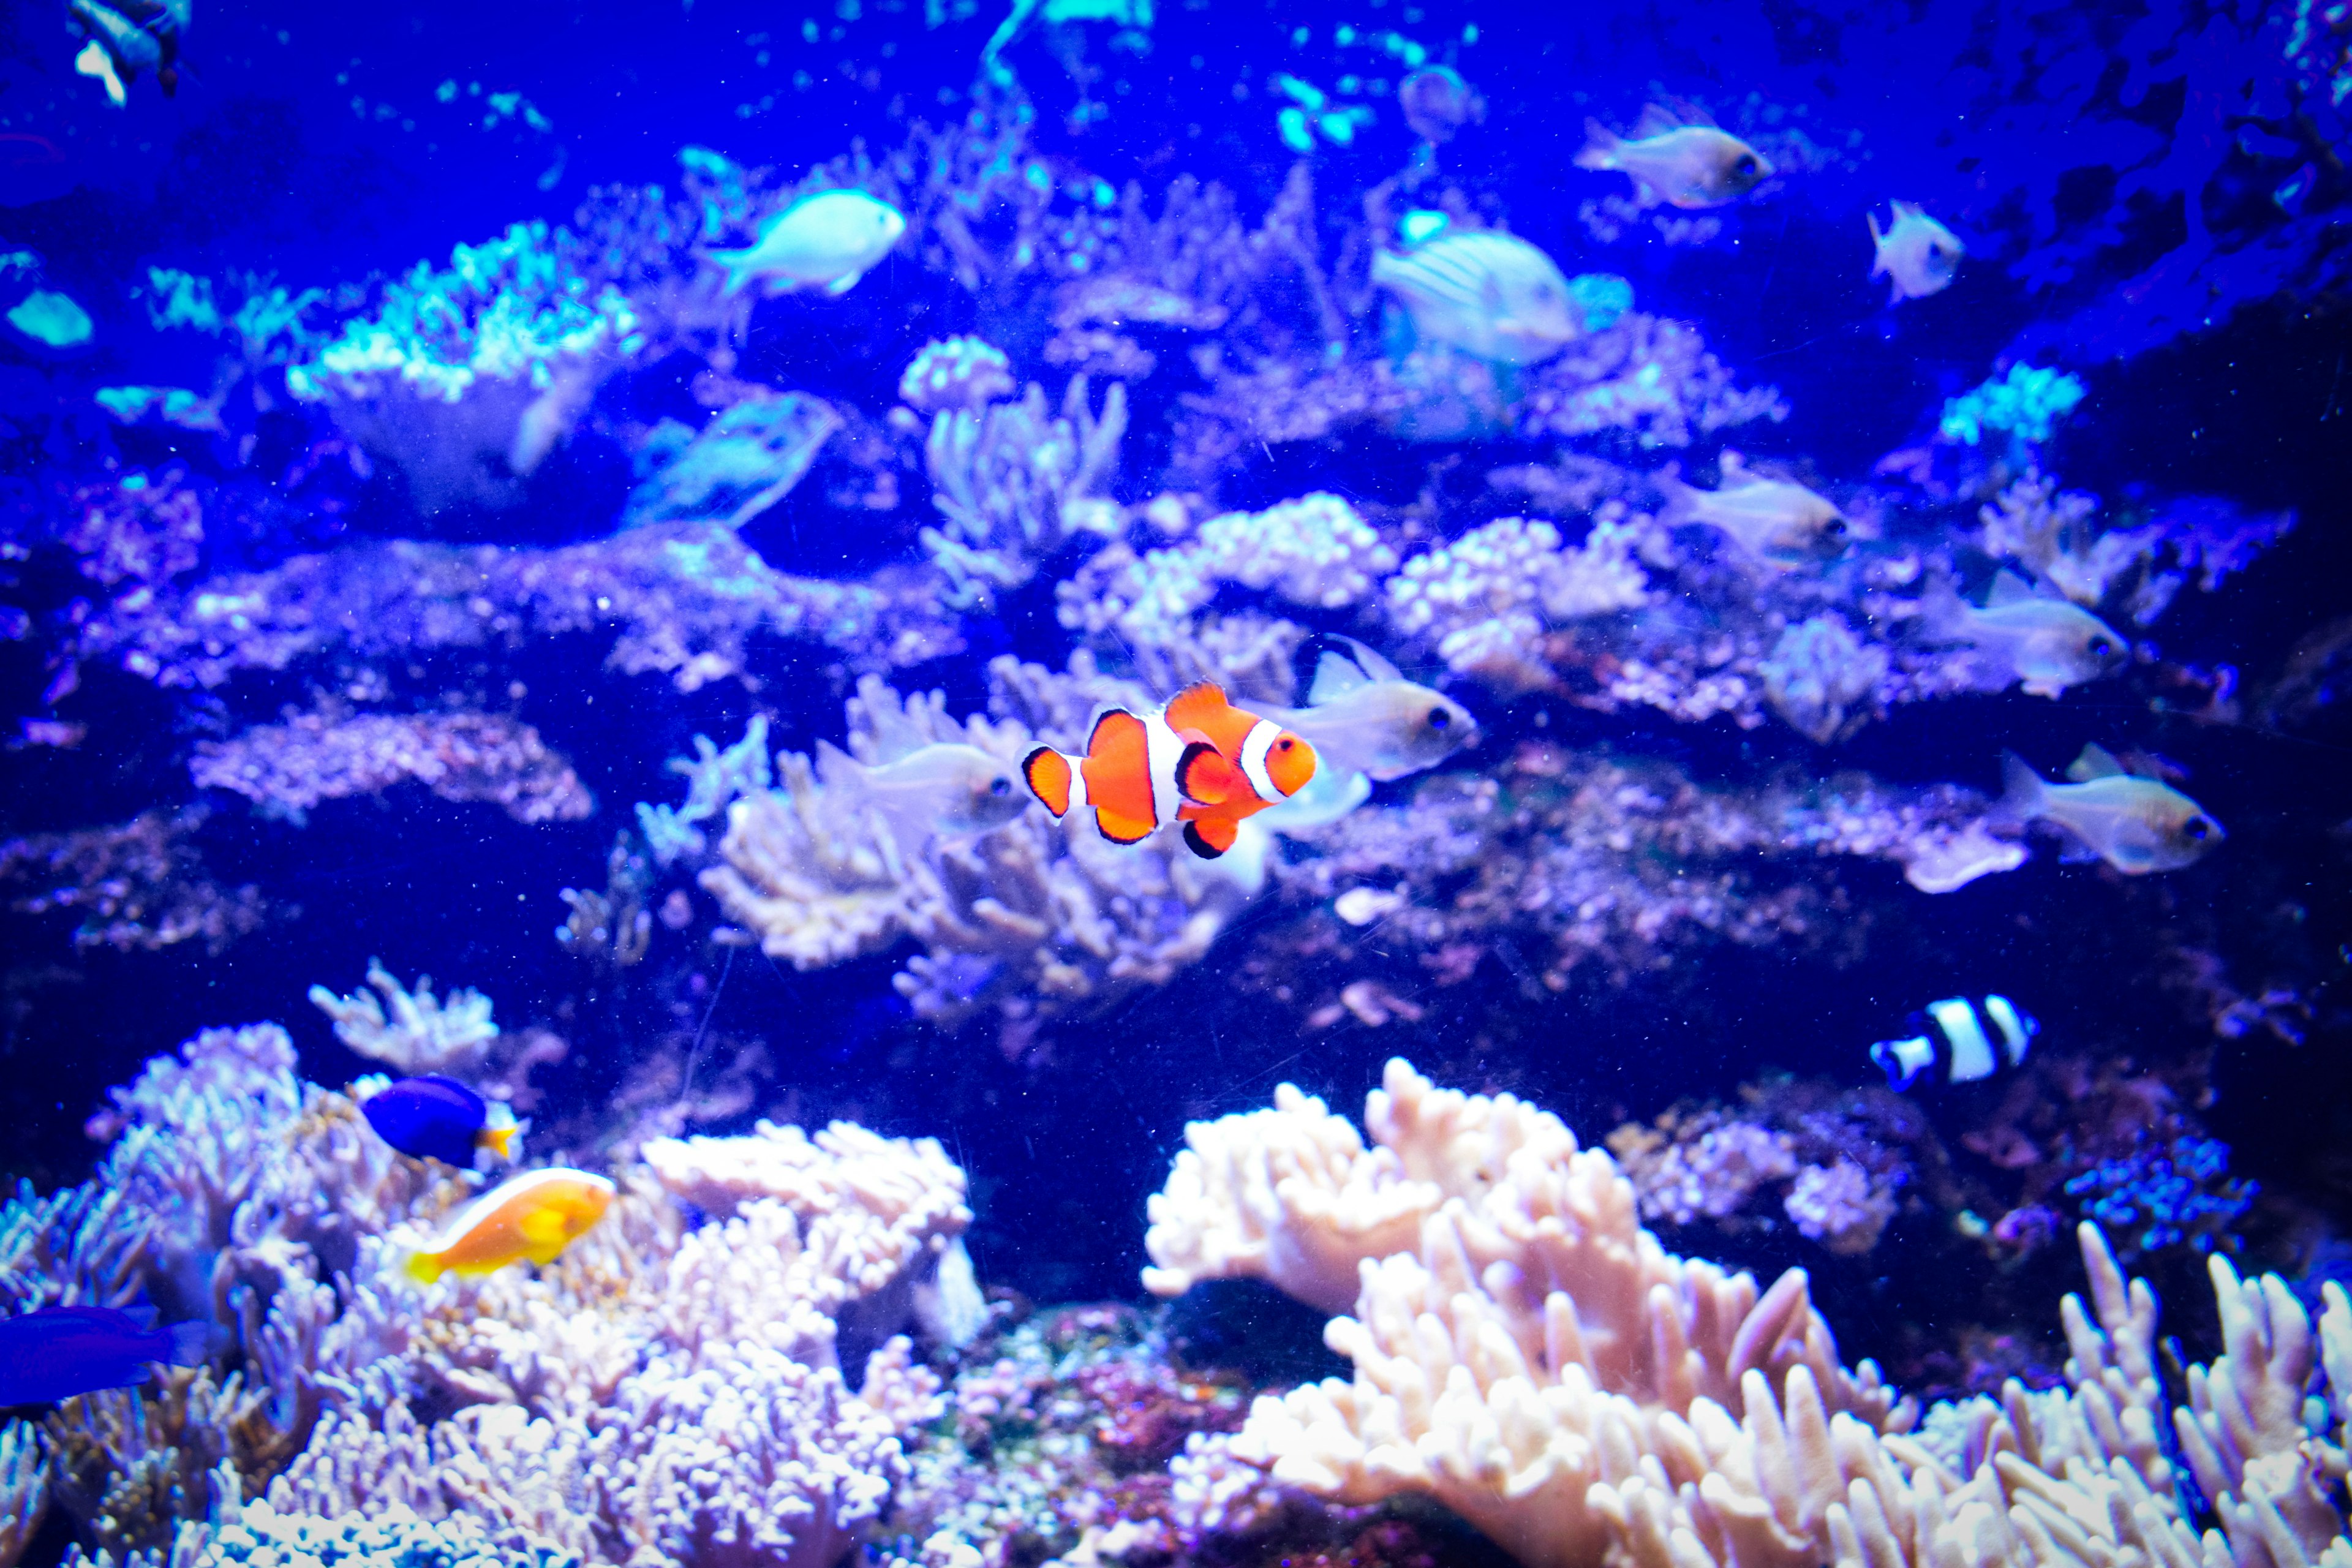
[1576,107,1772,209]
[1868,202,1965,304]
[1921,570,2128,698]
[0,1305,207,1406]
[1659,451,1850,565]
[402,1168,614,1284]
[1996,745,2223,875]
[709,190,906,297]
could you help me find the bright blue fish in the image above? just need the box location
[0,1305,206,1406]
[361,1076,523,1170]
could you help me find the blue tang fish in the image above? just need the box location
[362,1076,523,1170]
[0,1305,206,1406]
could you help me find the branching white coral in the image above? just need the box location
[307,961,500,1078]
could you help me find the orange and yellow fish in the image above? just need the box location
[401,1167,614,1284]
[1021,682,1318,859]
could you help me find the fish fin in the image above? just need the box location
[1992,751,2048,829]
[1653,464,1697,527]
[121,1302,159,1330]
[1986,568,2040,607]
[1300,634,1394,703]
[477,1107,523,1165]
[518,1208,569,1247]
[1175,742,1243,806]
[162,1320,208,1368]
[1893,199,1920,220]
[1634,104,1684,137]
[1717,450,1752,485]
[401,1250,445,1287]
[1867,209,1886,249]
[707,249,753,295]
[1162,682,1231,736]
[1888,278,1907,307]
[824,271,864,296]
[813,738,870,793]
[1094,808,1156,845]
[1022,748,1074,817]
[1573,118,1621,171]
[1183,818,1238,859]
[2067,744,2128,782]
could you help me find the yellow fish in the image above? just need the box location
[401,1167,614,1284]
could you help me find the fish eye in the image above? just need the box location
[1735,154,1758,175]
[990,777,1011,796]
[1427,707,1450,730]
[2184,816,2211,841]
[1824,518,1849,538]
[2089,636,2117,658]
[1274,737,1295,752]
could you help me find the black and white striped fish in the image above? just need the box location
[1870,995,2037,1090]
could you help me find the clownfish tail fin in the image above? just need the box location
[1022,747,1075,818]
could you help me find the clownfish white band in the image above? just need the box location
[1237,720,1281,801]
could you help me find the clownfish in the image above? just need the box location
[1020,682,1318,860]
[400,1167,614,1285]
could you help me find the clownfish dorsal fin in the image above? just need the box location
[2066,744,2128,782]
[1183,818,1239,859]
[1985,568,2040,607]
[1174,741,1243,806]
[1162,682,1231,736]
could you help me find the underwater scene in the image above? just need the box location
[3,0,2352,1564]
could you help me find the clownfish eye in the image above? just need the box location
[1427,707,1450,730]
[2184,816,2211,842]
[1274,737,1295,752]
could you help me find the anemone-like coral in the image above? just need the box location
[1157,1061,2352,1568]
[0,808,268,954]
[307,962,501,1079]
[920,378,1128,609]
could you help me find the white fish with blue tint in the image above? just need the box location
[813,740,1030,849]
[1370,230,1583,366]
[1659,451,1850,565]
[1576,108,1773,209]
[710,189,907,296]
[1872,995,2037,1090]
[1921,570,2129,698]
[1261,636,1479,784]
[1868,201,1966,304]
[1996,745,2223,875]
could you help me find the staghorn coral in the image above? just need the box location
[921,377,1128,610]
[76,521,962,694]
[191,709,593,826]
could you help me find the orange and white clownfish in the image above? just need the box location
[1020,682,1318,859]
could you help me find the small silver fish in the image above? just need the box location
[815,740,1028,846]
[710,189,906,297]
[1997,745,2222,875]
[1261,636,1479,783]
[1576,111,1772,209]
[1923,570,2128,698]
[1370,231,1582,366]
[1659,451,1849,565]
[1868,201,1964,304]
